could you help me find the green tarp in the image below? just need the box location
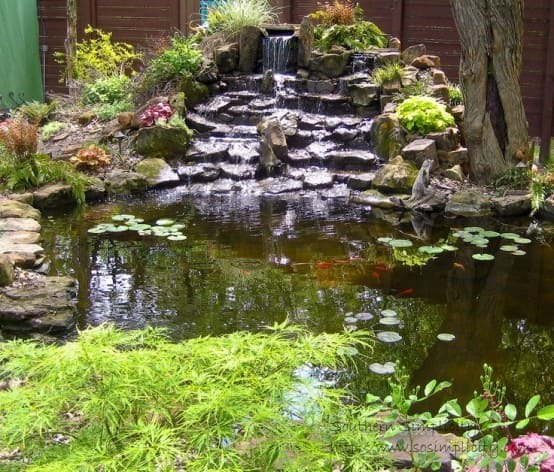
[0,0,43,110]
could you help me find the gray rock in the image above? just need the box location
[370,113,406,161]
[445,190,493,217]
[303,171,334,189]
[214,43,239,74]
[401,139,438,168]
[309,51,351,78]
[348,83,378,106]
[0,242,44,268]
[104,170,149,195]
[331,127,358,142]
[259,178,304,194]
[177,163,221,183]
[306,80,336,94]
[0,217,41,233]
[411,55,441,69]
[438,147,469,168]
[238,26,261,73]
[297,16,314,68]
[401,65,419,86]
[352,189,408,209]
[540,195,554,220]
[228,142,259,164]
[219,163,255,180]
[134,158,180,188]
[256,140,284,178]
[376,51,401,66]
[426,127,461,152]
[492,192,532,216]
[0,231,41,245]
[186,140,230,163]
[372,156,419,194]
[33,184,76,210]
[132,124,192,159]
[262,120,288,160]
[84,178,106,202]
[195,59,219,84]
[0,254,14,287]
[346,172,375,191]
[321,150,377,171]
[401,44,426,65]
[442,165,465,182]
[6,192,34,205]
[0,200,41,220]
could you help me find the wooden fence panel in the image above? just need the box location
[38,0,68,93]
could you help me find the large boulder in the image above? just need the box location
[492,192,532,216]
[309,50,351,78]
[214,43,239,74]
[132,124,192,159]
[33,184,76,210]
[0,254,14,287]
[0,199,40,220]
[401,139,438,168]
[239,26,261,73]
[348,83,378,107]
[297,16,314,68]
[369,113,406,161]
[372,156,419,194]
[134,158,180,188]
[104,170,149,195]
[445,190,493,217]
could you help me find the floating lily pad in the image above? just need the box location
[500,245,519,252]
[472,253,495,261]
[155,218,175,226]
[369,362,396,375]
[344,316,358,324]
[128,224,152,232]
[482,231,500,238]
[470,238,489,246]
[112,214,136,221]
[109,225,129,233]
[419,246,444,254]
[501,233,520,240]
[355,312,374,321]
[138,230,152,236]
[380,309,397,318]
[389,239,413,248]
[167,235,187,241]
[377,331,403,343]
[88,226,108,234]
[169,223,187,230]
[441,244,458,251]
[453,231,472,239]
[512,250,527,256]
[464,226,484,233]
[513,237,531,244]
[437,333,456,342]
[380,317,401,326]
[378,237,394,244]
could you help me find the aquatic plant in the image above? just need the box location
[448,83,463,106]
[88,214,188,240]
[396,95,455,135]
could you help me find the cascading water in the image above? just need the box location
[262,35,294,73]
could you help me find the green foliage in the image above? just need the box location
[493,166,532,191]
[56,26,141,84]
[204,0,279,39]
[392,71,432,104]
[93,100,134,122]
[314,21,388,52]
[138,33,203,96]
[396,95,455,135]
[0,149,90,204]
[40,121,67,142]
[372,62,404,86]
[15,100,57,126]
[448,83,463,106]
[81,75,132,105]
[309,0,363,26]
[0,323,391,471]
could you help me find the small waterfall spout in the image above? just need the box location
[262,35,294,73]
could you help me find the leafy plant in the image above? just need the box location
[373,62,404,86]
[138,33,203,96]
[15,100,57,125]
[56,25,141,84]
[203,0,279,39]
[0,117,38,158]
[0,323,391,471]
[81,75,132,105]
[448,83,463,106]
[314,21,387,52]
[70,144,111,172]
[40,121,67,141]
[138,102,174,127]
[396,95,455,135]
[310,0,362,26]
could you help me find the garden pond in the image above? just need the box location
[40,184,554,418]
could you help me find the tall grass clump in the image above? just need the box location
[0,323,391,471]
[204,0,279,39]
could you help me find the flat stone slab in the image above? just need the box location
[33,183,75,209]
[0,218,41,233]
[352,189,408,209]
[0,243,44,268]
[0,199,41,220]
[492,192,532,216]
[0,231,41,245]
[303,171,335,189]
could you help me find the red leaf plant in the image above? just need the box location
[138,102,174,127]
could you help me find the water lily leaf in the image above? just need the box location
[472,253,495,261]
[344,316,358,324]
[380,317,401,326]
[167,235,187,241]
[453,231,472,239]
[88,226,108,234]
[470,238,489,246]
[369,362,396,375]
[138,230,152,236]
[381,309,397,318]
[109,225,129,232]
[419,246,444,254]
[501,232,520,240]
[512,250,526,256]
[377,331,403,343]
[437,333,456,342]
[500,245,519,252]
[169,223,187,230]
[441,244,458,251]
[513,237,531,244]
[155,218,175,226]
[354,312,374,321]
[112,214,136,221]
[464,226,484,233]
[128,224,152,232]
[389,239,413,248]
[482,230,500,238]
[378,237,393,244]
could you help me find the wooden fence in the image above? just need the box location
[38,0,553,155]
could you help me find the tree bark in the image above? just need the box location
[451,0,529,185]
[65,0,78,93]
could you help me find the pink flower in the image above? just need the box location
[506,433,554,471]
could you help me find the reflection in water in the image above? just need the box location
[39,187,554,410]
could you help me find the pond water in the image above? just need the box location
[41,185,554,417]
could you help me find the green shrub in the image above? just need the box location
[372,62,404,86]
[309,0,362,26]
[15,100,57,125]
[204,0,279,39]
[40,121,67,141]
[0,324,391,471]
[448,83,463,106]
[81,76,132,105]
[138,33,203,95]
[93,100,134,122]
[56,26,141,84]
[396,95,455,135]
[314,21,387,52]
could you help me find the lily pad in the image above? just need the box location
[389,239,413,248]
[112,214,136,222]
[453,231,472,239]
[380,317,401,326]
[369,362,396,375]
[501,233,521,240]
[470,238,489,246]
[464,226,484,233]
[169,223,187,230]
[167,235,187,241]
[344,316,358,324]
[419,246,444,254]
[380,309,397,318]
[500,245,519,252]
[472,253,495,261]
[441,244,458,252]
[128,224,152,232]
[88,226,109,234]
[377,331,403,343]
[512,250,527,256]
[513,237,531,244]
[482,230,500,238]
[109,225,129,233]
[437,333,456,342]
[377,237,394,244]
[155,218,175,226]
[354,312,374,321]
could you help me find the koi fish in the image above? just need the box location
[315,261,334,269]
[453,262,465,271]
[371,271,381,281]
[374,264,389,272]
[397,288,414,297]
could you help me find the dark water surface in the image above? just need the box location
[40,185,554,413]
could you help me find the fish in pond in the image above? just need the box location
[371,271,381,281]
[374,264,389,272]
[315,261,334,269]
[397,288,414,297]
[453,262,465,271]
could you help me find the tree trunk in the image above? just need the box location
[451,0,529,185]
[65,0,78,94]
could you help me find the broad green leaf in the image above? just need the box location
[437,333,456,342]
[424,380,437,397]
[537,404,554,420]
[389,239,413,248]
[466,397,488,417]
[439,399,462,417]
[515,418,530,429]
[525,395,541,418]
[504,403,517,421]
[380,309,397,318]
[366,393,381,404]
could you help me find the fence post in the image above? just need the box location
[540,2,554,162]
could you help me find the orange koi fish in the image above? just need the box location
[397,288,414,297]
